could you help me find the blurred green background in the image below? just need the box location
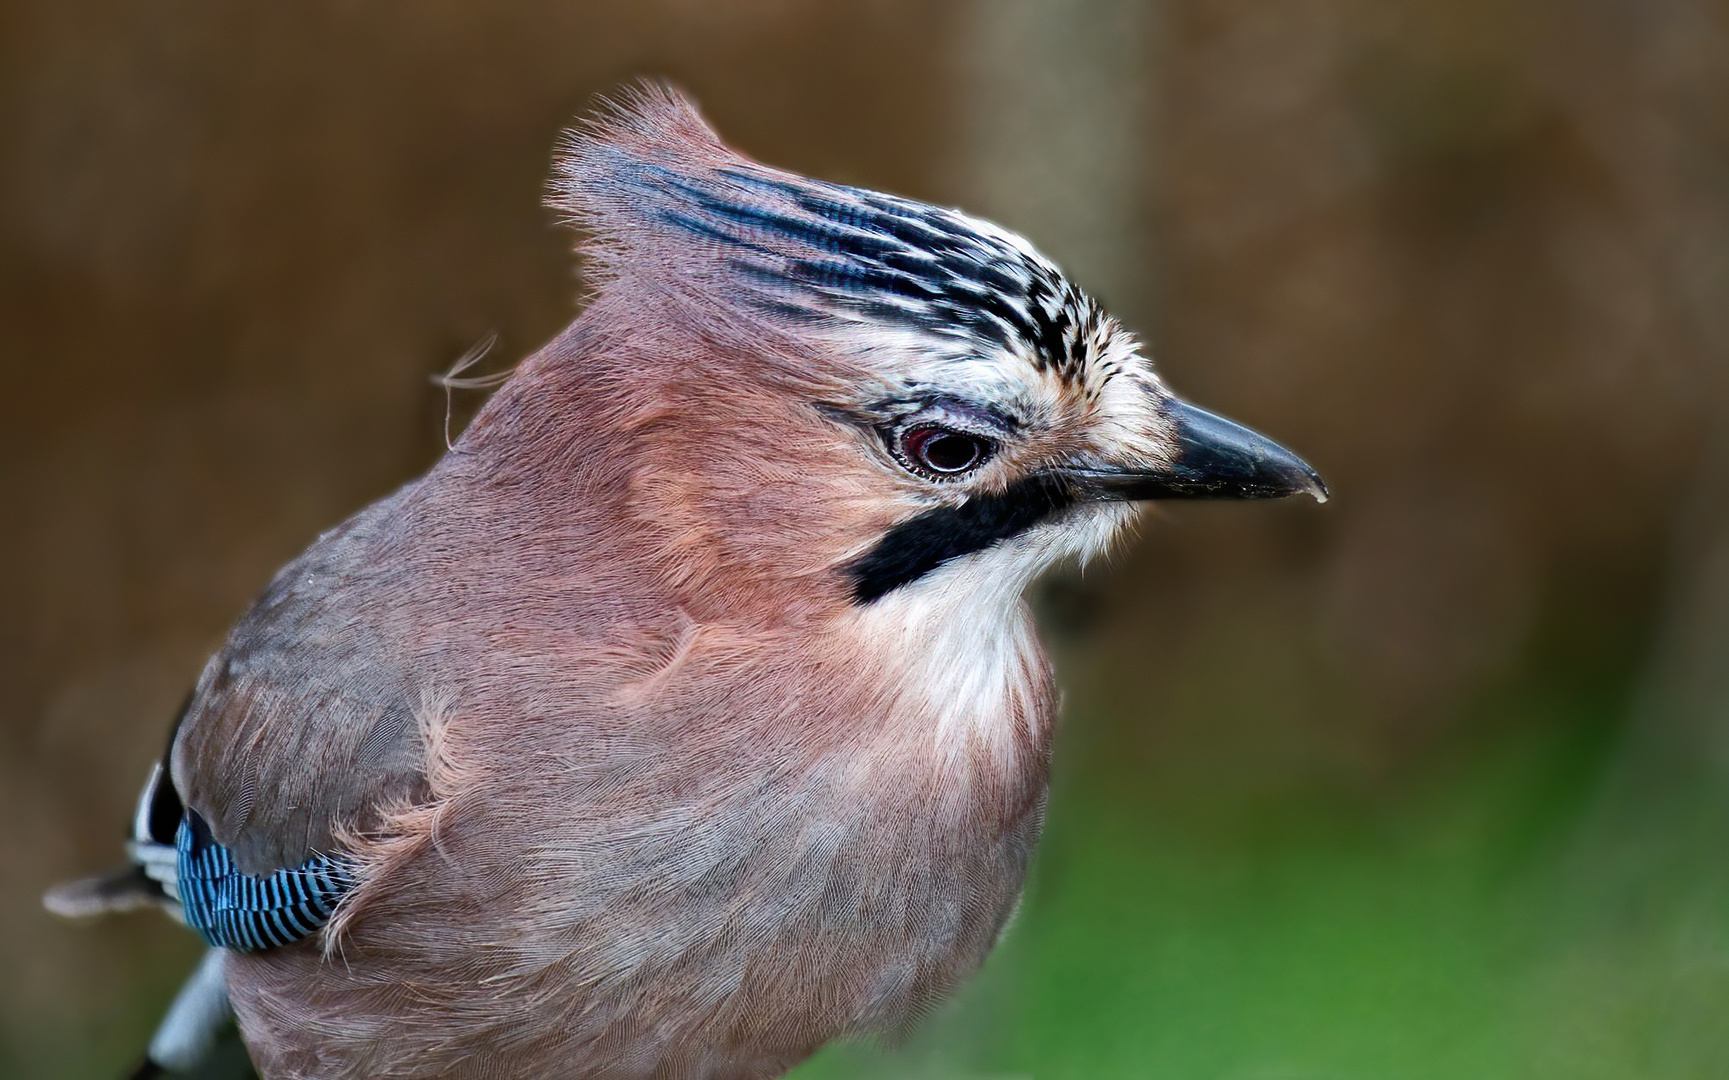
[4,1,1727,1077]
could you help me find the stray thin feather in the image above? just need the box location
[431,333,511,451]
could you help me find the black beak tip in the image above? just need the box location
[1170,401,1330,503]
[1255,449,1329,503]
[1090,399,1330,503]
[1304,470,1331,503]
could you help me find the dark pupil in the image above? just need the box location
[919,432,981,472]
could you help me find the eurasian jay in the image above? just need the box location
[47,84,1326,1080]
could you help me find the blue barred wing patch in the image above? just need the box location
[175,810,356,952]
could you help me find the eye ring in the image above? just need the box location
[896,425,995,479]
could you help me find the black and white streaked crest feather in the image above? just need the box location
[551,84,1118,391]
[646,164,1104,384]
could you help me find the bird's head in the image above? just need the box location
[528,84,1324,632]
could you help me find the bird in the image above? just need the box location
[45,82,1326,1080]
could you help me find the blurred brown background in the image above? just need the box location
[3,1,1727,1077]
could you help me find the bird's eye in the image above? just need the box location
[898,425,994,478]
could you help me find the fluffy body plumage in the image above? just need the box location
[49,85,1324,1080]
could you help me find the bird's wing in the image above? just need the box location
[136,494,430,949]
[173,494,432,878]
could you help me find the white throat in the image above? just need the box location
[841,504,1133,756]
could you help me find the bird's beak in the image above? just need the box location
[1072,399,1328,502]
